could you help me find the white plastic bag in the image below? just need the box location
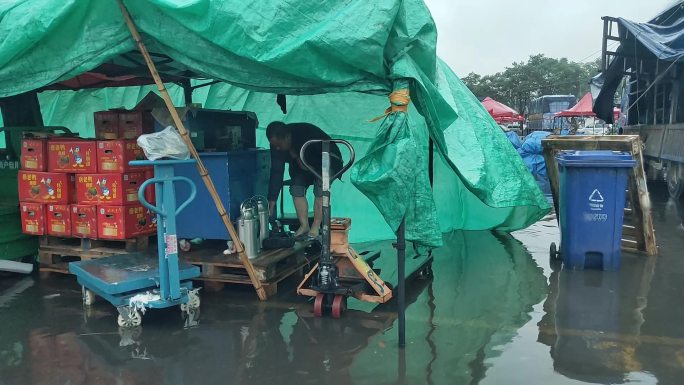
[137,126,190,161]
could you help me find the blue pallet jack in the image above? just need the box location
[69,159,201,327]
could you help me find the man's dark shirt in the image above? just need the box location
[267,123,343,201]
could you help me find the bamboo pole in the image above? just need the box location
[116,0,267,300]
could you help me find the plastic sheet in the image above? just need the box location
[505,131,523,150]
[137,127,190,161]
[520,131,551,179]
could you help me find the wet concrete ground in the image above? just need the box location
[1,184,683,385]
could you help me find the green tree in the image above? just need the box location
[462,55,601,113]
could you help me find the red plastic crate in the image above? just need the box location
[18,171,75,204]
[70,204,98,239]
[46,204,71,237]
[75,172,145,205]
[20,202,45,235]
[97,139,147,173]
[97,204,156,240]
[47,140,98,173]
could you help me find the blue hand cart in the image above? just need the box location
[69,159,201,327]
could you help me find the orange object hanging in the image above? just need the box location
[370,89,411,122]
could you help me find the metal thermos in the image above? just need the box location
[256,199,269,246]
[237,202,260,259]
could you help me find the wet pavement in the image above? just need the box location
[1,184,683,385]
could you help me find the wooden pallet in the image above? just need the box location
[39,235,150,252]
[541,135,657,255]
[181,243,312,297]
[38,234,152,274]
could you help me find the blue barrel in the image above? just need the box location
[556,151,635,271]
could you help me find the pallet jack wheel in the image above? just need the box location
[117,309,142,328]
[82,287,96,306]
[313,293,325,317]
[331,295,347,319]
[179,239,192,252]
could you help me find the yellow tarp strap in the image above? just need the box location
[370,89,410,122]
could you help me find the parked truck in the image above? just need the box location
[593,5,684,199]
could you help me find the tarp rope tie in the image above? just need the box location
[370,89,410,122]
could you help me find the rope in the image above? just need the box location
[370,89,411,122]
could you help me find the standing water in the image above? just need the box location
[0,184,683,384]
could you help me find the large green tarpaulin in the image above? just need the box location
[0,0,550,245]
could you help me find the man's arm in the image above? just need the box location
[267,150,286,215]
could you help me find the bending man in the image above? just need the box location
[267,121,343,239]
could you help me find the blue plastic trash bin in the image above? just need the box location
[556,151,636,271]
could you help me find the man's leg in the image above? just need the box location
[309,180,324,237]
[289,177,310,237]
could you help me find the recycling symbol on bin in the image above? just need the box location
[588,189,604,211]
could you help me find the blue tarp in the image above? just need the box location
[618,16,684,62]
[519,131,550,179]
[505,131,522,150]
[594,6,684,122]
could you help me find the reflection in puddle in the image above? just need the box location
[0,230,548,385]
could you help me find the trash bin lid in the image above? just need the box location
[556,150,636,168]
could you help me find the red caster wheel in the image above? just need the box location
[313,293,325,317]
[331,295,347,319]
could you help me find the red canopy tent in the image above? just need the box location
[555,92,595,117]
[555,92,620,121]
[481,97,523,123]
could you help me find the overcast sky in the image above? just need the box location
[424,0,677,76]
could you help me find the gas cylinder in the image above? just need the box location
[237,201,260,259]
[256,198,270,247]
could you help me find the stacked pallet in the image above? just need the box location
[18,110,158,273]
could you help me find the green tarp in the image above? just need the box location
[0,0,550,245]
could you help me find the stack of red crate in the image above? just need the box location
[18,109,157,241]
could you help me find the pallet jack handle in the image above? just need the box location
[131,159,198,217]
[137,176,197,216]
[299,139,355,182]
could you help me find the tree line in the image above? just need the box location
[461,54,601,114]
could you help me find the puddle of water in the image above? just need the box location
[0,184,683,384]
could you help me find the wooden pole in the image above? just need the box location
[116,0,267,300]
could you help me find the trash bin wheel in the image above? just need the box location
[667,162,684,200]
[550,242,560,260]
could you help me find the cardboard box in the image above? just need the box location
[18,171,75,204]
[143,168,156,205]
[97,139,147,173]
[118,111,154,139]
[46,204,71,237]
[75,172,145,205]
[97,204,156,240]
[47,140,98,173]
[20,139,48,171]
[330,217,351,254]
[94,111,120,139]
[20,202,45,235]
[71,204,98,239]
